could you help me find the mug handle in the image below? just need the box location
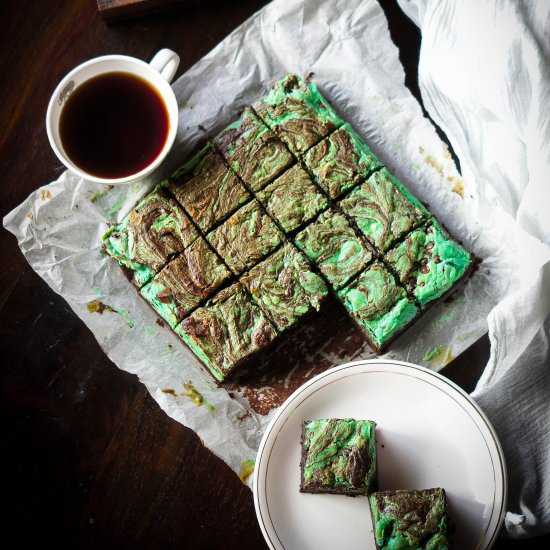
[149,49,180,83]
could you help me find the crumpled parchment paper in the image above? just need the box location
[396,0,550,537]
[4,0,548,492]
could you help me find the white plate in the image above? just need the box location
[254,360,507,550]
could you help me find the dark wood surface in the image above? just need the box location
[0,0,545,547]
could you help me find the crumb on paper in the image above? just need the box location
[167,343,174,352]
[239,459,255,484]
[162,383,215,414]
[40,189,52,201]
[86,300,134,328]
[156,318,166,328]
[27,212,33,220]
[450,178,465,198]
[89,185,114,204]
[423,344,454,366]
[180,100,194,109]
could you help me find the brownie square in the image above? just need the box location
[257,165,328,235]
[140,237,232,328]
[304,123,382,199]
[300,418,377,496]
[213,107,294,192]
[102,187,198,288]
[339,168,427,252]
[369,488,449,550]
[168,145,250,232]
[241,243,328,332]
[337,262,419,352]
[294,209,374,290]
[253,74,343,154]
[385,223,472,308]
[175,282,278,382]
[207,200,284,275]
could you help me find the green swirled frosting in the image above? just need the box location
[214,107,294,191]
[339,168,426,252]
[295,209,373,290]
[175,283,277,381]
[169,145,249,232]
[301,418,377,494]
[385,223,472,307]
[253,74,344,154]
[337,262,419,349]
[369,488,449,550]
[242,243,328,331]
[102,188,198,287]
[257,165,328,234]
[140,237,231,327]
[304,123,382,199]
[207,200,283,275]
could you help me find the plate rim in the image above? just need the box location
[253,358,508,550]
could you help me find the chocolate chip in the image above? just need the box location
[420,258,428,265]
[425,242,434,251]
[408,277,417,288]
[433,255,441,263]
[420,265,430,274]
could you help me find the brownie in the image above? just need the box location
[140,237,232,328]
[337,262,419,352]
[207,200,284,275]
[175,282,278,382]
[294,209,374,290]
[300,418,377,496]
[304,123,382,199]
[102,187,198,288]
[385,223,472,308]
[253,74,343,154]
[213,107,294,191]
[241,243,328,332]
[168,144,250,232]
[369,488,449,550]
[339,168,427,252]
[257,164,328,235]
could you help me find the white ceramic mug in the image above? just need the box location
[46,49,180,184]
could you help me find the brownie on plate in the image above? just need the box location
[214,107,294,192]
[337,261,419,353]
[175,282,278,382]
[385,222,473,308]
[207,199,284,275]
[140,237,231,328]
[294,209,374,290]
[257,164,328,235]
[369,488,449,550]
[102,187,198,288]
[304,123,382,199]
[168,144,250,232]
[339,168,427,252]
[254,74,343,154]
[241,243,328,332]
[300,418,377,496]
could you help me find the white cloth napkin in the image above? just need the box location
[396,0,550,537]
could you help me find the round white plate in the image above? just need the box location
[254,360,507,550]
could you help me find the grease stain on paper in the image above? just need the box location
[40,189,52,201]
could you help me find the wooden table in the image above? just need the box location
[0,1,546,547]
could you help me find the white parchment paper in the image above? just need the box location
[4,0,548,488]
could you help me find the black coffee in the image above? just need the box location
[59,72,169,179]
